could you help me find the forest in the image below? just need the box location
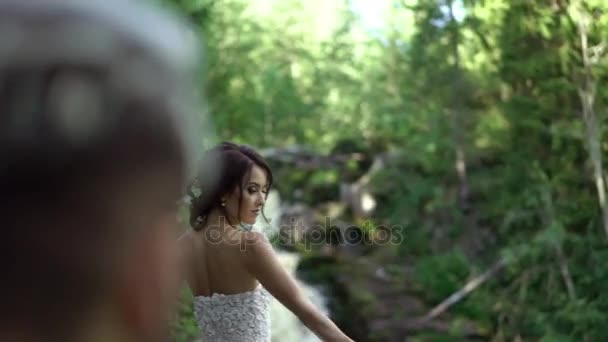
[165,0,608,340]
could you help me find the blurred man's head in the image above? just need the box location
[0,0,200,341]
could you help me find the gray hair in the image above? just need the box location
[0,0,203,161]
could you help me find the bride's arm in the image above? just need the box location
[242,232,354,342]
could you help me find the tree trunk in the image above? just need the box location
[446,0,470,212]
[577,5,608,240]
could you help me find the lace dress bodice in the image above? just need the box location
[193,285,272,342]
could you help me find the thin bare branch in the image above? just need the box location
[422,259,506,321]
[556,246,577,300]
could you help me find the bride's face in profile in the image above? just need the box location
[223,164,268,225]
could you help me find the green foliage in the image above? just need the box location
[165,0,608,340]
[414,250,470,302]
[170,287,199,342]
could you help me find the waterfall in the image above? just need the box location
[253,191,328,342]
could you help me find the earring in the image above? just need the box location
[221,200,226,207]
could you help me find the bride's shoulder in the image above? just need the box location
[237,231,268,251]
[239,232,273,261]
[240,231,270,246]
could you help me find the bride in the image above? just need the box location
[179,142,353,342]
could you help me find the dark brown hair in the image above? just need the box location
[188,142,273,230]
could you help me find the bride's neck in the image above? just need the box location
[204,209,240,233]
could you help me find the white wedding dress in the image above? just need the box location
[193,284,272,342]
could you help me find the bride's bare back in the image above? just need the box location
[179,227,258,297]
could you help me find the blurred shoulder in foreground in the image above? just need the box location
[0,0,205,341]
